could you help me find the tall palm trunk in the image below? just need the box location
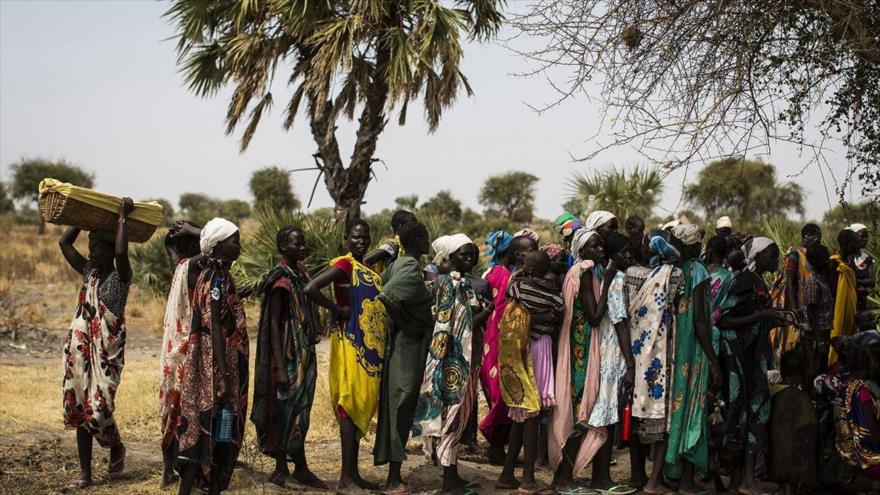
[308,50,390,226]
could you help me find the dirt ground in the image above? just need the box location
[0,258,775,495]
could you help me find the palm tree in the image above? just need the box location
[565,166,664,221]
[167,0,504,224]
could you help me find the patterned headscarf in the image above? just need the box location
[555,211,583,238]
[741,236,775,272]
[571,229,599,262]
[672,224,702,246]
[583,210,617,232]
[514,228,540,243]
[540,243,564,258]
[485,230,513,268]
[649,233,681,267]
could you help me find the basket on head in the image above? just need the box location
[38,178,163,243]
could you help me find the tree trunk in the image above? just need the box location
[308,50,390,227]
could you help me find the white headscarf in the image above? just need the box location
[847,223,868,233]
[741,236,775,272]
[431,233,474,264]
[672,224,702,246]
[716,216,733,230]
[199,218,239,256]
[571,229,599,262]
[513,228,540,243]
[583,210,617,232]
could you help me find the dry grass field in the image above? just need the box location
[0,223,648,494]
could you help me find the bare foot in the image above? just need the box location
[381,481,408,495]
[159,470,179,489]
[293,468,328,489]
[495,476,520,490]
[68,477,92,490]
[108,444,126,477]
[268,468,288,487]
[354,475,380,491]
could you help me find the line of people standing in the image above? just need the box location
[58,202,878,495]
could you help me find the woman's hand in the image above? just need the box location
[710,359,723,391]
[216,377,230,402]
[622,366,635,387]
[275,369,290,391]
[119,197,135,219]
[337,305,352,320]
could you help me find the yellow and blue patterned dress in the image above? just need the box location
[329,254,388,438]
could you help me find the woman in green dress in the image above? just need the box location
[373,222,433,494]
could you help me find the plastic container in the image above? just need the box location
[214,406,235,444]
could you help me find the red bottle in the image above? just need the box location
[621,401,632,441]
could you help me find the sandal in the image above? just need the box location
[596,485,637,495]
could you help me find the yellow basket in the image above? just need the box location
[38,178,163,243]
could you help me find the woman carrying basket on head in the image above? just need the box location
[59,197,135,490]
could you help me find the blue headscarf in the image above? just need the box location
[649,232,681,267]
[485,230,513,268]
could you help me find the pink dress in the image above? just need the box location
[479,264,512,444]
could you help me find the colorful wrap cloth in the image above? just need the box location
[159,259,192,453]
[63,267,128,449]
[828,253,857,365]
[479,263,513,444]
[251,260,319,460]
[499,300,541,422]
[177,264,249,490]
[328,254,388,438]
[413,272,481,466]
[555,211,583,238]
[548,260,605,475]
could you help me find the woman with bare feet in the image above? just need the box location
[548,229,615,493]
[305,220,387,494]
[251,227,326,490]
[413,236,493,495]
[663,225,723,494]
[177,218,248,495]
[496,250,564,494]
[158,220,201,488]
[373,221,434,494]
[717,237,789,495]
[621,230,684,495]
[60,198,134,489]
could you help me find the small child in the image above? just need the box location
[496,251,564,493]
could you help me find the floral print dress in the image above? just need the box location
[587,270,627,427]
[62,265,128,448]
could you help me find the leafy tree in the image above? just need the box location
[512,0,880,205]
[0,182,14,214]
[394,195,419,212]
[479,171,539,223]
[10,157,95,204]
[144,198,175,226]
[684,158,804,228]
[822,200,877,236]
[421,190,463,222]
[565,166,663,221]
[168,0,504,224]
[10,158,95,233]
[219,200,252,224]
[249,166,300,212]
[179,193,251,225]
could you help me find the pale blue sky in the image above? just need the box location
[0,0,865,222]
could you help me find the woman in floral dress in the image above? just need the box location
[59,197,135,489]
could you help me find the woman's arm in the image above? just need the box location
[269,288,290,390]
[364,249,392,268]
[580,264,615,327]
[856,264,875,288]
[304,266,350,319]
[59,227,87,275]
[211,292,229,401]
[114,197,135,283]
[615,320,635,385]
[693,280,722,388]
[186,255,203,290]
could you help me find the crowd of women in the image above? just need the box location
[57,198,879,495]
